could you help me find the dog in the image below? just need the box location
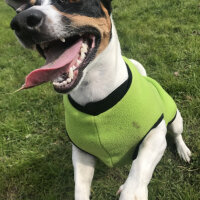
[6,0,192,199]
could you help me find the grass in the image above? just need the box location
[0,0,199,199]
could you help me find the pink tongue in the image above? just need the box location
[21,39,83,89]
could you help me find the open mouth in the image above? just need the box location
[21,33,99,93]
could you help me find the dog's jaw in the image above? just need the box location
[69,17,128,106]
[7,0,113,93]
[6,0,125,99]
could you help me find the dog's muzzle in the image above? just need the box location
[10,9,46,47]
[9,8,100,93]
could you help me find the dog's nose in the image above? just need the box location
[10,10,44,32]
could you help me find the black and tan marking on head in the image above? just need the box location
[52,0,112,17]
[6,0,113,92]
[6,0,113,54]
[7,0,112,93]
[52,0,112,55]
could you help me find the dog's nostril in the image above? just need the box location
[10,10,44,33]
[26,13,43,28]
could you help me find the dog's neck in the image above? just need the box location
[69,17,128,106]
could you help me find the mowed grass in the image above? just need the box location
[0,0,199,199]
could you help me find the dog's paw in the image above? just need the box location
[176,140,192,163]
[75,196,90,200]
[118,185,148,200]
[116,184,124,195]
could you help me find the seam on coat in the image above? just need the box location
[93,116,114,167]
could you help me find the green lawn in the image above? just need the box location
[0,0,199,199]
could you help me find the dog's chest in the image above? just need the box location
[63,58,177,167]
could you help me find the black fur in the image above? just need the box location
[10,0,112,17]
[52,0,112,18]
[101,0,112,15]
[9,0,112,48]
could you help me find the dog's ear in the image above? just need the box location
[5,0,29,12]
[101,0,112,15]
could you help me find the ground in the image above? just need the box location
[0,0,199,199]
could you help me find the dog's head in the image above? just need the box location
[6,0,112,93]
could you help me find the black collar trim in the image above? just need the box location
[68,64,132,116]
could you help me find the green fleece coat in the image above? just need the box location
[63,57,177,167]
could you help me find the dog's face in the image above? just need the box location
[6,0,112,93]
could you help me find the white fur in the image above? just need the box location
[42,0,51,6]
[130,59,147,76]
[118,120,167,200]
[72,109,191,200]
[168,110,191,162]
[71,21,191,200]
[72,146,96,200]
[5,2,191,199]
[30,5,66,39]
[70,17,128,105]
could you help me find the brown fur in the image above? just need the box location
[30,0,36,5]
[52,3,111,56]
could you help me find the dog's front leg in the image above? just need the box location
[72,145,96,200]
[119,120,167,200]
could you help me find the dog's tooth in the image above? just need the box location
[72,65,76,71]
[62,80,68,86]
[67,78,72,83]
[53,82,60,87]
[82,43,88,49]
[81,52,86,60]
[81,44,88,53]
[81,47,88,53]
[76,59,82,66]
[60,38,65,43]
[69,67,74,79]
[58,80,66,87]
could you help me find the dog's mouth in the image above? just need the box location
[21,33,98,93]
